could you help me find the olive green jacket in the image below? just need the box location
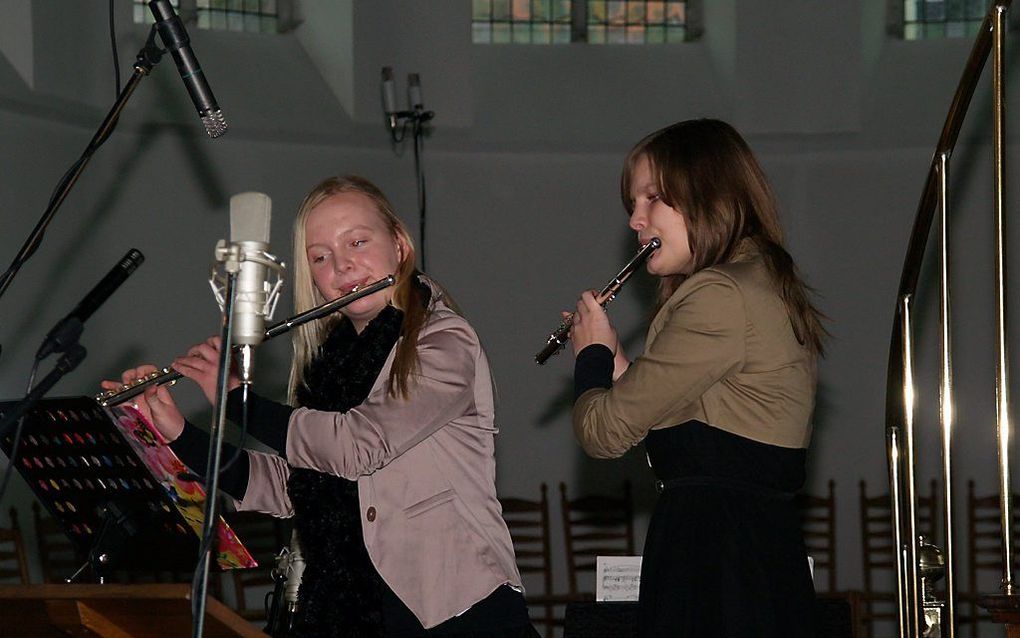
[574,241,817,458]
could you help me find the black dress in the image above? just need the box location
[639,421,816,637]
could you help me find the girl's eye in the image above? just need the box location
[648,193,661,203]
[352,239,367,248]
[311,254,327,264]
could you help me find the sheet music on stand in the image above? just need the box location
[0,396,255,579]
[596,556,642,602]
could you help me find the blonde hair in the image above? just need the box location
[621,119,826,355]
[288,175,426,402]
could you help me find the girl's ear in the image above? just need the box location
[396,235,409,264]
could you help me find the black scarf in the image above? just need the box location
[288,304,404,637]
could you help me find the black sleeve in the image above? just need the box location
[225,386,294,454]
[168,420,250,501]
[574,344,615,401]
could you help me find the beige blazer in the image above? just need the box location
[237,281,522,629]
[574,240,817,458]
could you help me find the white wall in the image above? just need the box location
[2,0,1019,607]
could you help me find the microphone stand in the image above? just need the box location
[0,345,87,441]
[386,105,433,271]
[0,25,166,304]
[192,260,239,638]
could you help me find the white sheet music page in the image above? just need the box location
[596,555,643,602]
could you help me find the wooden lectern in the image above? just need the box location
[0,584,264,637]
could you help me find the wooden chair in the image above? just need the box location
[500,483,561,637]
[858,479,939,638]
[797,481,865,637]
[959,480,1020,638]
[31,501,80,583]
[559,481,635,598]
[0,507,30,584]
[222,510,289,622]
[797,479,838,593]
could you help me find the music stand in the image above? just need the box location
[0,396,255,582]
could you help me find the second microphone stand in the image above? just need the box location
[192,249,242,638]
[383,71,434,272]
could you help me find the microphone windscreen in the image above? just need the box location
[230,192,272,243]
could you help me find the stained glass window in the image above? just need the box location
[471,0,573,44]
[133,0,280,34]
[587,1,687,44]
[902,0,990,40]
[471,0,692,44]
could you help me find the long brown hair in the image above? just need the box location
[621,119,826,355]
[288,175,427,402]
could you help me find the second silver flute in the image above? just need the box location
[96,275,396,406]
[535,237,660,365]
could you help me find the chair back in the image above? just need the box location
[962,480,1020,637]
[797,479,837,592]
[0,508,30,584]
[500,483,557,637]
[560,481,635,596]
[500,483,553,595]
[858,479,938,638]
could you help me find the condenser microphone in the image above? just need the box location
[407,73,423,110]
[406,73,433,123]
[381,67,398,130]
[36,249,145,360]
[147,0,228,138]
[208,193,283,384]
[230,192,273,349]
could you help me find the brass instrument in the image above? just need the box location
[96,275,396,406]
[535,237,660,365]
[887,2,1014,636]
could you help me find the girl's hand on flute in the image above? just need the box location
[570,289,620,357]
[171,336,241,406]
[100,365,185,442]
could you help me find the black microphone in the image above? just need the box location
[147,0,227,138]
[36,249,145,360]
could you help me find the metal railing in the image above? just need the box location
[885,2,1013,636]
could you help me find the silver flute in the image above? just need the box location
[96,275,396,406]
[535,237,660,365]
